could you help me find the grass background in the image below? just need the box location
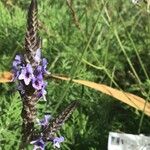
[0,0,150,149]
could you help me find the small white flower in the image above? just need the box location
[132,0,140,4]
[53,142,61,148]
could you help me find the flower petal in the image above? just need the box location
[39,115,51,126]
[31,138,45,150]
[53,137,64,149]
[34,48,41,63]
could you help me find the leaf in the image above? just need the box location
[51,75,150,117]
[0,72,13,83]
[1,72,150,117]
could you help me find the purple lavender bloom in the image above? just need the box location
[30,138,45,150]
[42,58,47,68]
[12,68,20,81]
[12,55,23,80]
[18,64,33,85]
[30,136,64,150]
[42,58,50,74]
[34,48,41,64]
[38,115,51,127]
[52,137,64,148]
[34,66,42,77]
[32,76,44,90]
[12,55,22,68]
[39,88,47,101]
[38,82,47,101]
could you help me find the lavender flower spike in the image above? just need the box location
[12,55,22,68]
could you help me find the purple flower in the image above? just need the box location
[42,58,50,74]
[34,66,42,77]
[42,58,47,68]
[18,64,33,85]
[38,82,47,101]
[12,68,20,81]
[30,138,45,150]
[39,88,47,101]
[38,115,51,127]
[34,48,41,63]
[32,76,44,90]
[52,137,64,148]
[12,55,23,80]
[30,136,64,150]
[12,55,22,68]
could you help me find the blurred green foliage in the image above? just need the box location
[1,0,150,149]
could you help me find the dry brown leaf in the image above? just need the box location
[51,74,150,117]
[1,72,150,116]
[0,71,13,83]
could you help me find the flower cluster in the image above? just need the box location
[12,49,49,100]
[31,115,64,150]
[12,51,65,149]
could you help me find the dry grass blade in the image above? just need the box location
[51,75,150,117]
[1,71,150,117]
